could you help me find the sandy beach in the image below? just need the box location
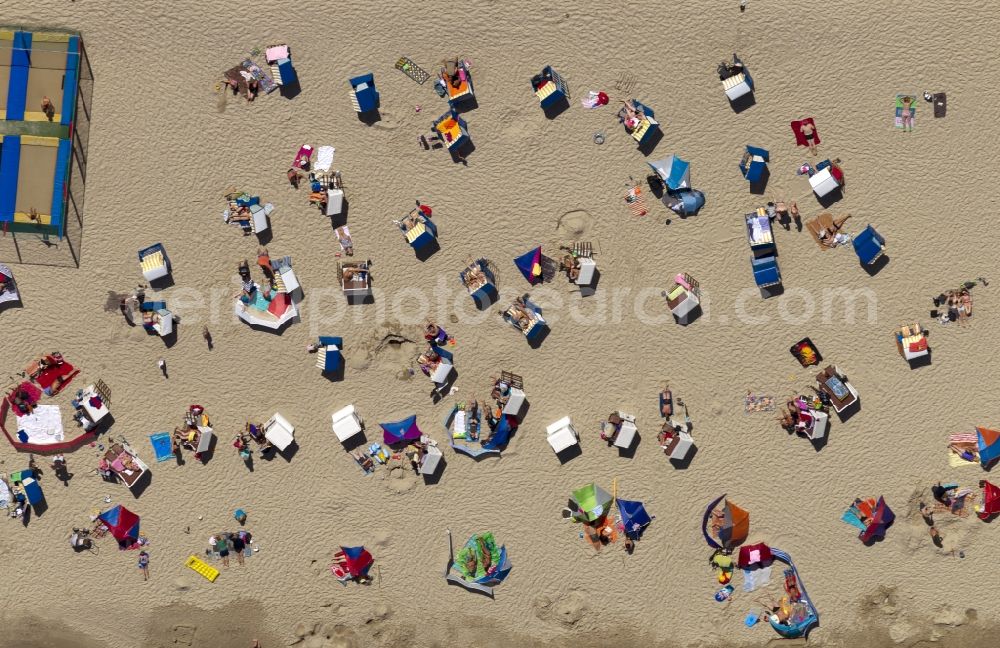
[3,1,1000,647]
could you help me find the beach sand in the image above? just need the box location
[2,1,1000,646]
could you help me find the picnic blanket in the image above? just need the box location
[242,59,277,94]
[744,393,775,413]
[17,404,65,444]
[395,57,431,84]
[894,94,916,129]
[7,381,42,416]
[35,361,79,392]
[791,118,821,147]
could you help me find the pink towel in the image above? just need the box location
[266,45,289,63]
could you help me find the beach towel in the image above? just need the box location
[315,146,335,173]
[149,432,174,462]
[791,118,821,147]
[895,94,916,129]
[241,59,277,94]
[35,362,79,393]
[625,184,648,217]
[948,433,979,467]
[395,57,431,85]
[581,91,609,109]
[744,393,775,413]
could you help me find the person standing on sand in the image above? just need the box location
[138,551,150,581]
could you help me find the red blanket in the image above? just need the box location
[35,361,79,392]
[791,118,821,147]
[6,381,42,416]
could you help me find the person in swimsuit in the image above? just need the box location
[900,96,914,132]
[799,121,818,155]
[138,551,150,580]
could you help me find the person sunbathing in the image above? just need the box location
[342,266,367,282]
[560,254,581,281]
[417,349,441,376]
[463,267,487,290]
[425,323,449,345]
[618,101,643,131]
[798,121,818,155]
[335,227,354,256]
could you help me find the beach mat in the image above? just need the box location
[241,59,277,94]
[894,94,916,129]
[744,393,775,413]
[791,118,821,147]
[395,57,431,85]
[933,92,947,118]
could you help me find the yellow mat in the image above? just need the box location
[185,555,220,582]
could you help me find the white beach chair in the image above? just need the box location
[263,413,295,451]
[546,417,579,453]
[332,404,364,444]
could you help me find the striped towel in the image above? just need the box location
[625,186,648,217]
[948,433,979,467]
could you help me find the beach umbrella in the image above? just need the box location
[977,427,1000,467]
[976,481,1000,520]
[702,494,750,550]
[513,247,543,285]
[617,498,653,540]
[570,483,613,522]
[649,155,690,191]
[379,415,422,445]
[859,496,895,543]
[98,505,140,544]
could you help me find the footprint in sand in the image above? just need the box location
[555,209,596,238]
[533,592,588,627]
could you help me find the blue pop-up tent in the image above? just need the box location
[649,155,691,191]
[617,498,653,540]
[513,247,544,285]
[380,415,422,445]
